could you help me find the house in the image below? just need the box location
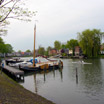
[49,49,58,56]
[100,45,104,54]
[69,50,73,55]
[74,46,82,56]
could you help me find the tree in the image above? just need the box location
[0,37,5,53]
[0,37,13,54]
[5,44,13,53]
[0,37,4,44]
[45,46,52,56]
[54,40,61,50]
[38,46,45,55]
[0,43,6,53]
[66,39,79,55]
[26,49,31,52]
[78,29,104,57]
[47,46,52,52]
[61,44,67,49]
[18,50,22,53]
[0,0,36,35]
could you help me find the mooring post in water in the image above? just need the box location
[59,68,63,82]
[76,67,78,77]
[76,67,78,84]
[43,68,46,82]
[53,65,55,78]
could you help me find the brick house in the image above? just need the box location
[74,46,82,56]
[49,49,58,56]
[100,45,104,54]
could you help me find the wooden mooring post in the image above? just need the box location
[76,67,78,84]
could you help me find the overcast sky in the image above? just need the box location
[2,0,104,51]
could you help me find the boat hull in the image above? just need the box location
[19,66,39,72]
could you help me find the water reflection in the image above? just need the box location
[24,68,64,94]
[78,59,103,97]
[20,59,104,104]
[34,73,37,94]
[76,68,78,84]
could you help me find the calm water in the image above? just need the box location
[20,59,104,104]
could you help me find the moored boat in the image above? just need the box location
[5,58,23,65]
[19,25,63,72]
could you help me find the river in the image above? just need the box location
[20,59,104,104]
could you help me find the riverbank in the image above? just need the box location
[0,72,54,104]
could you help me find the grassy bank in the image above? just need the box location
[0,72,54,104]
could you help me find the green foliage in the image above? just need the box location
[18,50,22,53]
[0,37,13,53]
[61,44,67,49]
[44,51,48,56]
[62,53,67,56]
[0,37,4,44]
[5,44,13,53]
[66,39,78,55]
[47,46,52,52]
[54,40,61,50]
[46,46,52,56]
[78,29,104,57]
[38,46,45,55]
[26,49,31,52]
[0,37,5,53]
[0,43,6,53]
[66,39,79,49]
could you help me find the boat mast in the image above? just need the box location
[33,24,36,67]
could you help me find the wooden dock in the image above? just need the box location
[1,63,24,81]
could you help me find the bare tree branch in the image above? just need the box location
[0,0,12,8]
[0,0,4,5]
[0,1,18,22]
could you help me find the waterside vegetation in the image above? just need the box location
[0,29,104,58]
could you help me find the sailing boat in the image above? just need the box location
[19,25,49,71]
[19,25,63,72]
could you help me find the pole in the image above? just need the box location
[34,73,37,94]
[76,67,78,84]
[33,25,36,67]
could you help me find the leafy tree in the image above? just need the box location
[66,39,79,55]
[0,37,5,53]
[61,44,67,49]
[18,50,22,53]
[45,46,52,56]
[5,44,13,53]
[47,46,52,52]
[0,0,36,35]
[26,49,31,52]
[78,29,104,57]
[0,37,4,44]
[0,37,13,53]
[0,43,6,53]
[38,46,45,55]
[54,40,61,50]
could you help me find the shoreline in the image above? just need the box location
[0,72,54,104]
